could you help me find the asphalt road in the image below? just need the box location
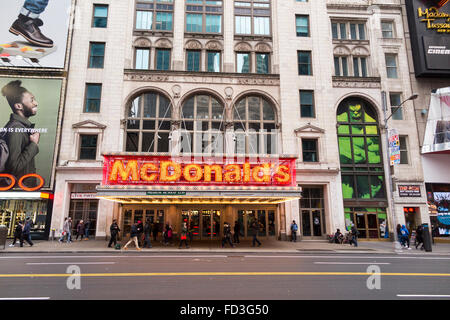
[0,252,449,301]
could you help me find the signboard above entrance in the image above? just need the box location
[102,155,297,187]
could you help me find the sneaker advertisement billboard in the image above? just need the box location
[0,0,72,69]
[0,77,62,190]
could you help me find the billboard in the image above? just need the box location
[405,0,450,77]
[0,0,72,68]
[422,87,450,153]
[0,77,62,190]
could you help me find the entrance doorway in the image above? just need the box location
[181,209,221,240]
[299,187,325,239]
[122,207,165,236]
[404,207,419,234]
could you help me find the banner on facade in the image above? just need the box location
[0,0,72,68]
[0,77,62,190]
[389,129,400,165]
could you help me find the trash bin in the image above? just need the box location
[0,225,8,250]
[422,223,432,252]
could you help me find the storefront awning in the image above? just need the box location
[96,185,302,205]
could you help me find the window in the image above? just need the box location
[181,94,225,154]
[236,52,250,73]
[207,51,221,72]
[300,90,315,118]
[235,0,271,36]
[135,48,150,70]
[353,57,367,77]
[79,135,98,160]
[389,93,403,120]
[233,96,277,155]
[399,136,408,164]
[93,4,108,28]
[156,48,171,70]
[385,54,398,78]
[337,98,386,201]
[302,139,318,162]
[84,84,102,113]
[125,92,172,153]
[186,50,201,71]
[256,53,269,74]
[296,15,309,37]
[135,0,173,31]
[296,0,308,2]
[332,21,366,40]
[297,51,312,75]
[334,56,348,76]
[186,0,223,33]
[88,42,105,68]
[381,21,394,38]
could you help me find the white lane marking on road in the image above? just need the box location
[26,262,116,265]
[243,255,450,260]
[0,297,50,300]
[397,295,450,298]
[314,262,391,265]
[0,255,228,259]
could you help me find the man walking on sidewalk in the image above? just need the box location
[123,222,141,251]
[250,219,261,247]
[108,219,120,248]
[20,217,33,247]
[290,220,298,242]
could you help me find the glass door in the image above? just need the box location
[181,209,200,240]
[201,210,221,240]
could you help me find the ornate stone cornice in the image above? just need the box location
[332,76,381,89]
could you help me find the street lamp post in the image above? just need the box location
[381,92,418,246]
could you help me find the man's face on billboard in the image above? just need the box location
[19,91,38,117]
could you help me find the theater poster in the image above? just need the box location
[0,77,62,190]
[0,0,72,68]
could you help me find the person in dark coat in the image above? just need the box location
[222,222,234,248]
[250,219,261,247]
[136,220,144,247]
[143,219,152,248]
[108,219,120,248]
[396,224,404,246]
[233,220,240,244]
[123,222,141,250]
[9,220,23,247]
[152,222,159,242]
[76,220,85,240]
[84,219,90,240]
[20,218,33,247]
[178,222,190,249]
[350,225,358,247]
[415,225,424,250]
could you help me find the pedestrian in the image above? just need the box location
[178,222,190,249]
[84,219,90,240]
[233,220,240,244]
[76,220,85,240]
[163,224,170,246]
[188,222,194,245]
[250,219,261,247]
[108,219,120,248]
[20,218,33,247]
[152,221,159,242]
[415,225,424,250]
[167,224,173,245]
[333,229,344,244]
[290,220,298,242]
[350,225,358,247]
[143,219,152,248]
[396,224,404,247]
[400,225,411,249]
[136,220,144,247]
[9,220,23,247]
[123,222,141,251]
[222,222,234,248]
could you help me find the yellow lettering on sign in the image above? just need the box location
[109,160,139,181]
[204,165,223,182]
[160,161,182,182]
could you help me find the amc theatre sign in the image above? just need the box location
[102,155,297,187]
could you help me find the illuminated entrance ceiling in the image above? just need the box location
[96,185,302,205]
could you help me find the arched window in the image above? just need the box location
[125,92,172,153]
[337,98,388,239]
[233,95,277,154]
[180,94,225,154]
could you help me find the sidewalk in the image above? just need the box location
[2,238,450,254]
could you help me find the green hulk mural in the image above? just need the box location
[337,101,384,199]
